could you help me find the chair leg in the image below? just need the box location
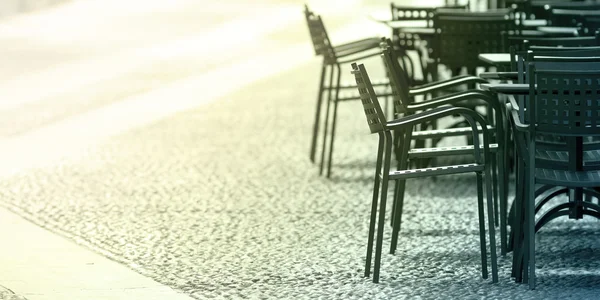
[310,61,327,163]
[365,133,385,278]
[373,134,393,283]
[326,64,342,178]
[390,178,406,255]
[499,147,508,256]
[476,172,489,280]
[390,129,411,254]
[390,129,405,227]
[492,155,499,227]
[319,64,335,175]
[512,157,525,282]
[484,166,499,283]
[527,142,536,289]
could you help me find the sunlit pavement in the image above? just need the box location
[1,0,600,299]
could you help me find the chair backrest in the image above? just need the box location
[516,55,600,124]
[581,17,600,36]
[508,34,600,52]
[380,40,412,114]
[351,63,386,134]
[390,4,469,28]
[389,4,468,54]
[550,8,600,27]
[529,68,600,136]
[433,14,514,70]
[303,5,335,62]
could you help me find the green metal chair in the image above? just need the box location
[389,4,469,84]
[351,62,498,284]
[381,42,510,255]
[509,67,600,289]
[431,11,516,80]
[304,5,390,177]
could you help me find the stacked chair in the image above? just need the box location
[504,55,600,289]
[303,0,600,290]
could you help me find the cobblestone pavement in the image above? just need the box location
[1,0,600,299]
[0,284,27,300]
[2,60,600,299]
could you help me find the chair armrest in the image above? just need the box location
[506,102,529,131]
[334,37,382,51]
[335,43,380,58]
[408,75,488,96]
[387,106,486,133]
[479,72,518,80]
[406,90,497,112]
[506,94,519,111]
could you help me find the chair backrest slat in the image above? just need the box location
[351,63,386,134]
[304,5,335,62]
[380,40,411,114]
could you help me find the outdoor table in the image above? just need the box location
[385,20,430,29]
[478,53,513,71]
[535,26,580,36]
[368,12,429,28]
[518,28,578,37]
[521,19,548,27]
[480,83,528,94]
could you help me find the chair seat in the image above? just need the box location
[386,163,484,180]
[334,37,382,56]
[411,125,495,139]
[338,88,394,101]
[536,149,600,170]
[408,143,498,158]
[324,78,389,89]
[536,168,600,187]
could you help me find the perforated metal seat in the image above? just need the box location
[351,62,498,284]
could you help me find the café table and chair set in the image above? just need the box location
[304,0,600,290]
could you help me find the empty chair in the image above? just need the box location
[351,62,498,284]
[304,5,388,177]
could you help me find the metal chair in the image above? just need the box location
[389,4,469,84]
[431,12,516,80]
[381,42,510,255]
[304,5,390,178]
[352,62,498,284]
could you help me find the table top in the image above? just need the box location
[394,27,435,34]
[535,26,580,36]
[478,53,512,66]
[521,19,548,27]
[480,83,529,94]
[383,20,430,29]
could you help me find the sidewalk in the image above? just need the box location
[0,206,193,300]
[0,0,69,19]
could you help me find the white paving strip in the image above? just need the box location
[0,206,194,300]
[0,5,301,111]
[0,41,314,178]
